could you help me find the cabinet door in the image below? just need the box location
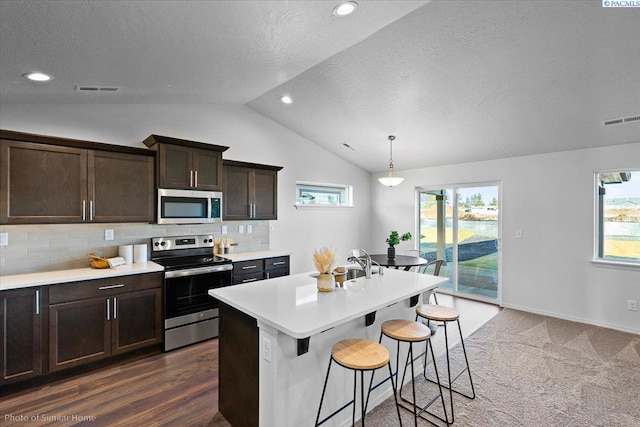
[89,151,154,222]
[193,148,222,191]
[253,169,278,219]
[223,165,252,220]
[112,289,162,355]
[157,144,193,189]
[0,288,42,384]
[49,297,111,372]
[0,140,87,224]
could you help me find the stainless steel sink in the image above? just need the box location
[345,268,378,280]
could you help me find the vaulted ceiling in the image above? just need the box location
[1,0,638,173]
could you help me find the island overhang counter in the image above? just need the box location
[209,267,448,427]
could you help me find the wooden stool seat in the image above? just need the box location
[416,304,459,322]
[381,319,430,342]
[331,339,389,371]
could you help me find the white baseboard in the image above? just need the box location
[500,303,640,335]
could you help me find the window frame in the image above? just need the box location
[592,168,640,269]
[294,181,353,208]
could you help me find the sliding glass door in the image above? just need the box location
[418,183,500,302]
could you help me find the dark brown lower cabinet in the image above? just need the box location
[48,274,162,373]
[0,288,42,385]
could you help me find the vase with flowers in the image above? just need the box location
[385,231,412,259]
[313,246,336,292]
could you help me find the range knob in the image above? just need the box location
[154,242,159,247]
[160,241,166,246]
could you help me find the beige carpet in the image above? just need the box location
[367,308,640,426]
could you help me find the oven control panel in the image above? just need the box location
[151,235,215,251]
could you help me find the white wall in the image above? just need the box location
[0,104,372,273]
[371,142,640,334]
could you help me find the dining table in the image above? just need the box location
[370,254,428,271]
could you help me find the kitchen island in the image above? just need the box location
[209,267,447,427]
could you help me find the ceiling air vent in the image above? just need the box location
[75,86,120,93]
[602,114,640,127]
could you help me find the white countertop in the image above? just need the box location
[219,249,290,262]
[209,267,448,339]
[0,262,164,291]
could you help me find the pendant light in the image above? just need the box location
[378,135,404,187]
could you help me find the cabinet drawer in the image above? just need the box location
[232,271,264,285]
[265,256,289,271]
[49,272,163,304]
[265,267,289,280]
[233,259,264,273]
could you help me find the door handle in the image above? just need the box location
[113,297,117,319]
[82,200,86,221]
[194,170,198,188]
[99,284,125,290]
[89,200,94,221]
[35,290,40,315]
[106,298,110,321]
[190,170,194,187]
[242,277,258,283]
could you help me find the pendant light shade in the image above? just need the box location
[378,135,404,187]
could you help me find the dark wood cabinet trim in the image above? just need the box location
[223,159,283,171]
[143,134,229,153]
[0,129,154,156]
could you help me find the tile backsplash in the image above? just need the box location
[0,222,269,275]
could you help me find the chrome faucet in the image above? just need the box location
[347,248,373,279]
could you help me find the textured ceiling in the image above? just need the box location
[1,0,638,173]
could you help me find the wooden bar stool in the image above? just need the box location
[374,320,449,427]
[315,339,402,427]
[416,304,475,424]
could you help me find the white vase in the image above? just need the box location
[316,273,335,292]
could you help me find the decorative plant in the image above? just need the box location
[386,231,412,247]
[313,247,336,274]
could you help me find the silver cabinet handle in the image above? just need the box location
[35,290,40,315]
[252,204,256,218]
[242,277,258,283]
[272,261,286,266]
[266,272,270,279]
[82,200,86,221]
[194,170,198,188]
[106,298,110,321]
[98,284,125,290]
[241,265,258,270]
[113,297,117,319]
[89,200,94,221]
[190,170,194,187]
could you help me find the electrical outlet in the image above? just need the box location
[239,225,245,234]
[0,232,8,246]
[105,229,114,241]
[247,225,253,234]
[262,337,272,362]
[515,229,523,239]
[628,300,638,311]
[222,225,228,235]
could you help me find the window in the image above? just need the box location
[295,181,353,207]
[596,170,640,264]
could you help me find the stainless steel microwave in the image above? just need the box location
[157,189,222,224]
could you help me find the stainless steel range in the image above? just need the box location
[150,234,232,351]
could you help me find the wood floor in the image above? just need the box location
[0,294,499,427]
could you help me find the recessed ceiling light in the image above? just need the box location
[23,72,53,82]
[333,1,358,17]
[281,95,292,104]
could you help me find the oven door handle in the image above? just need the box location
[165,264,233,278]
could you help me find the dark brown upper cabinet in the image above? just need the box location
[0,130,155,224]
[143,135,229,191]
[223,160,282,221]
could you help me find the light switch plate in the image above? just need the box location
[247,225,253,234]
[0,232,8,246]
[238,225,245,234]
[105,229,114,241]
[222,225,228,235]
